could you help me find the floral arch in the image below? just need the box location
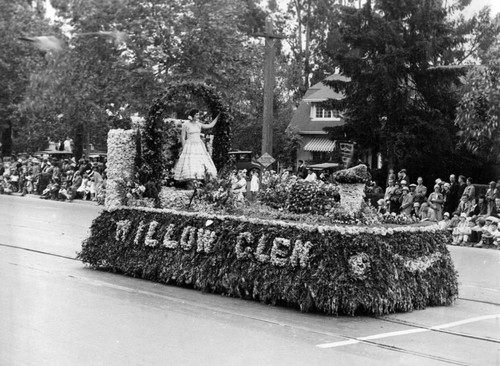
[138,81,232,185]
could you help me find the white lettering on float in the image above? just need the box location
[115,220,132,242]
[162,224,178,249]
[116,221,313,267]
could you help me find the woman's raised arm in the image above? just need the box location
[200,113,220,129]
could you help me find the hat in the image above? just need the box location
[444,212,450,217]
[444,182,450,188]
[409,183,417,188]
[435,178,442,184]
[413,202,420,207]
[460,213,467,218]
[487,216,499,223]
[400,180,407,185]
[402,186,409,191]
[400,169,406,173]
[434,184,440,189]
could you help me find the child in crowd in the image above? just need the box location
[452,213,471,245]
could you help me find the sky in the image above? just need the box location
[461,0,500,17]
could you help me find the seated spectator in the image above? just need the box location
[438,212,452,230]
[457,195,472,216]
[452,213,470,245]
[479,220,500,248]
[470,217,486,245]
[58,181,71,201]
[411,202,420,218]
[470,195,487,217]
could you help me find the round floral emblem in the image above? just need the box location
[348,252,371,279]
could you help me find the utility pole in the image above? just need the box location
[254,16,285,157]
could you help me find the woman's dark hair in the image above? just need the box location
[188,109,199,118]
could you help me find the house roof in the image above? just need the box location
[303,74,349,102]
[288,73,349,135]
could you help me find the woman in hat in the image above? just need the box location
[428,184,444,221]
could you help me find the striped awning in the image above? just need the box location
[304,138,336,152]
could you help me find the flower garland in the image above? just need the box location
[162,224,178,249]
[180,226,197,251]
[255,234,270,263]
[235,232,254,259]
[134,220,146,245]
[270,237,291,267]
[144,220,159,247]
[348,252,371,279]
[289,240,313,269]
[115,219,132,242]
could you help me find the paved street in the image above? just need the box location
[1,194,499,365]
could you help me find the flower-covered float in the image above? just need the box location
[79,84,458,316]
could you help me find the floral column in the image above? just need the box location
[333,164,371,217]
[105,129,137,209]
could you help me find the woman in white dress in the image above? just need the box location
[174,109,219,181]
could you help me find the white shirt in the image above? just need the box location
[250,175,259,192]
[305,172,317,181]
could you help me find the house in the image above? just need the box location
[288,74,383,170]
[288,74,356,168]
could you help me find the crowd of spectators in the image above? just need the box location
[0,156,106,204]
[373,169,500,249]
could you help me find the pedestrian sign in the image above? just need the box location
[257,153,275,168]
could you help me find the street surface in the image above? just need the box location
[1,194,499,365]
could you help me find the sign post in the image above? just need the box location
[257,152,276,169]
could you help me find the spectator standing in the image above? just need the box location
[457,175,467,201]
[485,181,497,216]
[386,168,396,186]
[248,170,260,202]
[398,169,410,185]
[296,160,307,179]
[428,184,444,221]
[442,182,454,215]
[414,177,427,204]
[448,174,459,213]
[390,182,402,214]
[462,177,475,202]
[399,186,413,216]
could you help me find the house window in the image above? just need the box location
[312,104,340,120]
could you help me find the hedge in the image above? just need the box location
[78,207,458,316]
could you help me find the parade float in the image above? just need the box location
[78,82,458,316]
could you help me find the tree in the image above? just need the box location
[0,0,52,156]
[455,41,500,162]
[323,0,495,179]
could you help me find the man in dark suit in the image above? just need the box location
[297,160,307,179]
